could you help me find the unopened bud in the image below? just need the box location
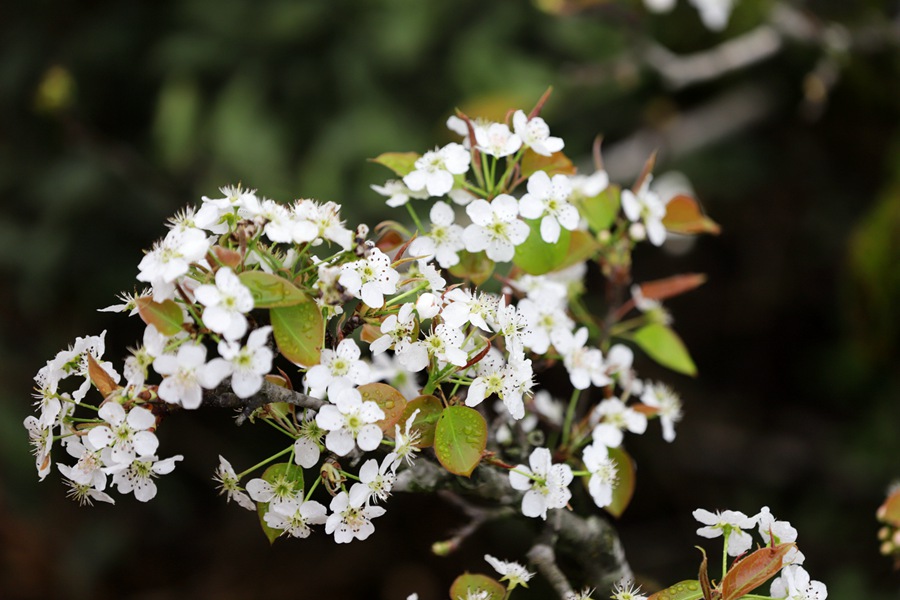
[628,222,646,241]
[432,540,453,556]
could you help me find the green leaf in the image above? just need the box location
[399,395,443,448]
[369,151,420,177]
[256,462,304,544]
[136,297,184,337]
[721,543,796,600]
[238,271,309,308]
[647,580,704,600]
[434,406,487,477]
[557,229,601,270]
[579,185,621,233]
[449,250,494,286]
[604,446,635,518]
[513,219,570,275]
[631,323,698,377]
[449,573,506,600]
[270,304,324,367]
[357,382,407,433]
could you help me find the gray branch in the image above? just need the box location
[201,379,324,424]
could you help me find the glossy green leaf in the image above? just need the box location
[434,406,487,477]
[449,573,506,600]
[579,185,621,233]
[513,219,570,275]
[270,303,324,368]
[370,151,420,177]
[238,271,309,308]
[721,543,796,600]
[399,395,443,448]
[256,462,304,544]
[556,229,602,270]
[136,297,184,337]
[631,323,698,377]
[449,250,494,286]
[358,382,407,433]
[604,446,635,518]
[647,580,704,600]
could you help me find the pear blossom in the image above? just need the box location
[403,143,471,197]
[316,385,385,456]
[369,302,417,355]
[349,454,397,506]
[195,267,254,341]
[246,473,302,512]
[58,463,115,506]
[304,338,370,399]
[622,177,668,247]
[98,288,150,315]
[509,447,573,519]
[582,443,618,509]
[24,415,53,480]
[693,508,758,556]
[518,170,579,243]
[610,580,647,600]
[474,122,522,158]
[512,110,564,157]
[325,490,386,543]
[463,195,529,263]
[153,342,232,409]
[407,201,465,269]
[484,554,535,589]
[212,455,255,511]
[196,184,257,233]
[640,382,682,442]
[87,403,159,466]
[293,411,325,469]
[109,454,183,502]
[263,496,329,538]
[551,327,611,391]
[214,326,274,398]
[517,294,573,354]
[769,564,827,600]
[591,398,648,449]
[415,292,441,320]
[295,199,354,250]
[757,506,804,566]
[400,323,468,372]
[569,169,610,198]
[137,226,211,301]
[441,288,497,331]
[339,248,399,308]
[61,436,108,492]
[239,196,304,244]
[392,409,422,469]
[688,0,736,31]
[370,179,429,208]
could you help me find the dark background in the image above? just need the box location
[2,0,899,598]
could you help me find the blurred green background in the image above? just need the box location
[2,0,899,598]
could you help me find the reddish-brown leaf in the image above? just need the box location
[721,543,796,600]
[87,354,119,399]
[358,383,407,433]
[639,273,707,302]
[877,489,900,527]
[212,246,242,269]
[520,149,576,179]
[663,195,721,235]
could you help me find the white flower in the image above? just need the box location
[688,0,735,31]
[371,179,429,208]
[465,349,531,420]
[512,110,564,157]
[392,409,422,469]
[474,122,522,158]
[61,436,107,491]
[295,199,354,250]
[24,415,53,480]
[403,143,471,197]
[415,323,469,370]
[325,490,386,543]
[622,177,668,247]
[195,267,254,341]
[770,565,827,600]
[109,454,183,502]
[293,411,325,468]
[640,382,682,442]
[137,227,211,301]
[591,398,648,449]
[246,472,302,512]
[263,497,329,539]
[463,195,529,263]
[315,385,385,456]
[98,288,150,315]
[153,343,231,409]
[582,443,618,509]
[349,454,396,506]
[569,169,610,198]
[212,455,255,511]
[369,302,417,355]
[484,554,534,589]
[517,295,573,355]
[87,403,158,466]
[610,579,647,600]
[339,248,399,308]
[551,328,610,391]
[215,326,274,398]
[441,288,497,331]
[196,184,256,233]
[304,338,370,399]
[757,506,804,566]
[518,171,579,243]
[693,508,758,557]
[58,463,116,506]
[407,201,466,269]
[509,447,573,519]
[643,0,676,13]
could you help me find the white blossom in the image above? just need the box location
[349,454,396,506]
[693,508,758,557]
[463,195,529,263]
[591,398,648,449]
[153,343,231,409]
[263,497,328,539]
[770,565,827,600]
[484,554,535,589]
[195,267,254,341]
[339,248,399,308]
[518,170,579,243]
[214,326,274,398]
[640,382,682,442]
[582,443,617,509]
[407,201,465,269]
[474,122,522,158]
[509,447,573,519]
[551,327,610,391]
[137,227,211,301]
[325,490,386,543]
[304,338,370,399]
[212,455,255,511]
[315,385,385,456]
[109,454,183,502]
[622,177,668,247]
[512,110,564,157]
[403,143,471,197]
[87,403,158,466]
[371,179,429,208]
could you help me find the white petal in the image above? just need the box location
[356,424,383,452]
[325,429,356,456]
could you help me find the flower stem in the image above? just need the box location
[236,445,293,479]
[406,203,426,234]
[561,388,581,448]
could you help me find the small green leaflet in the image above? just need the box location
[369,152,420,177]
[238,271,308,308]
[434,406,487,477]
[270,303,324,367]
[631,323,698,377]
[512,218,570,275]
[135,297,183,336]
[647,580,704,600]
